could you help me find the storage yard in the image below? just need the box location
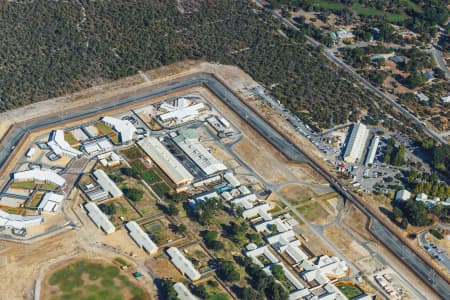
[0,62,438,300]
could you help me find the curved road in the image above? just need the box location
[254,0,447,145]
[0,74,448,297]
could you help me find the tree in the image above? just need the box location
[203,230,225,251]
[392,144,406,166]
[271,265,285,281]
[121,167,140,179]
[403,200,431,226]
[242,287,262,300]
[167,203,179,216]
[99,203,116,215]
[123,188,144,202]
[158,278,177,300]
[217,260,240,282]
[173,224,186,234]
[400,217,409,229]
[193,284,208,299]
[393,207,403,220]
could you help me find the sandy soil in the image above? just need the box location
[324,226,370,262]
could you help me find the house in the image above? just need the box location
[389,56,405,64]
[441,94,450,104]
[415,92,429,102]
[395,189,411,201]
[336,29,353,40]
[415,193,428,202]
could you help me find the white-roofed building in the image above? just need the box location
[243,203,271,219]
[167,247,201,281]
[82,138,114,155]
[238,185,251,195]
[415,193,428,202]
[223,172,240,187]
[93,169,123,198]
[0,209,42,229]
[231,194,257,209]
[365,135,380,165]
[173,282,197,300]
[101,116,136,144]
[173,129,227,175]
[301,256,348,284]
[267,230,308,263]
[254,217,292,233]
[47,130,83,158]
[159,102,205,124]
[84,202,115,234]
[343,123,370,163]
[138,137,194,186]
[245,245,279,267]
[37,192,64,212]
[13,169,66,187]
[395,189,411,201]
[26,148,36,158]
[125,221,158,255]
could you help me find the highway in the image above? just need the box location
[0,73,448,296]
[253,0,447,145]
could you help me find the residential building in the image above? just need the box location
[415,92,429,102]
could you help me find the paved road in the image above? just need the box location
[253,0,447,145]
[432,26,450,78]
[0,73,448,296]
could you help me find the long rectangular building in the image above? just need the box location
[343,123,370,163]
[93,169,123,198]
[364,135,380,166]
[173,129,227,175]
[173,282,197,300]
[0,209,42,229]
[101,116,136,144]
[84,202,115,234]
[13,169,66,187]
[167,247,201,281]
[138,137,194,186]
[125,221,158,255]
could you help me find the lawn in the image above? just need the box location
[142,218,184,245]
[64,132,78,146]
[151,182,171,197]
[94,122,115,135]
[351,3,384,16]
[121,146,144,160]
[102,198,141,225]
[297,202,329,221]
[308,0,345,11]
[47,260,147,300]
[336,283,363,299]
[29,192,44,207]
[387,13,408,23]
[10,181,36,190]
